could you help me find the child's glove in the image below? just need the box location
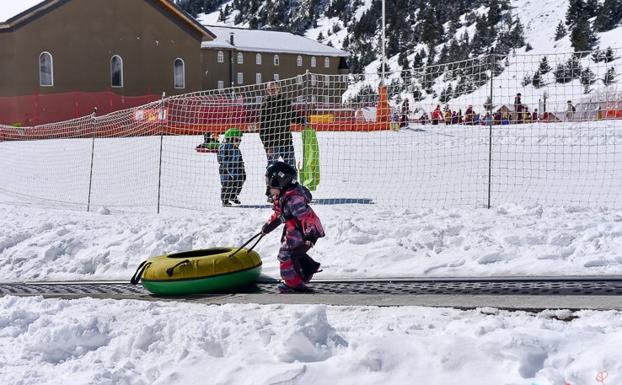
[261,219,281,235]
[304,240,315,248]
[304,237,317,248]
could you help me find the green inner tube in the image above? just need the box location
[142,265,261,295]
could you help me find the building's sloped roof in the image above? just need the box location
[201,25,349,57]
[0,0,215,38]
[0,0,46,23]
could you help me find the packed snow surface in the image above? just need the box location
[1,201,622,281]
[1,296,621,385]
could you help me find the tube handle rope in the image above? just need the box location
[229,232,264,259]
[166,259,191,277]
[130,261,152,285]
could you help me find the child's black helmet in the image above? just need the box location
[265,162,297,189]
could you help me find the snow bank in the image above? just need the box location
[1,201,622,282]
[1,296,621,385]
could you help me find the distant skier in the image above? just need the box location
[431,105,442,125]
[566,100,576,120]
[464,105,474,125]
[514,93,523,123]
[261,162,324,293]
[217,128,246,206]
[400,99,410,128]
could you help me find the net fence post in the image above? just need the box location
[86,107,97,212]
[304,69,310,126]
[487,51,494,210]
[156,92,165,214]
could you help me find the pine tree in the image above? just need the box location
[538,57,552,74]
[566,0,586,26]
[398,51,409,70]
[532,70,543,88]
[585,0,599,18]
[317,31,325,41]
[567,55,582,79]
[487,0,503,28]
[595,0,622,32]
[511,18,526,47]
[570,16,598,53]
[177,0,203,17]
[202,0,228,14]
[591,48,603,63]
[471,16,490,56]
[421,7,441,46]
[412,51,424,69]
[580,67,596,93]
[412,87,424,102]
[604,47,616,62]
[554,63,571,83]
[555,21,567,40]
[440,84,453,103]
[603,67,617,85]
[521,73,532,87]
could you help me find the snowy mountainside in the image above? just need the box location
[179,0,622,111]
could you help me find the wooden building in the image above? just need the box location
[0,0,349,125]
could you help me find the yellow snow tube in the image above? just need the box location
[132,247,262,295]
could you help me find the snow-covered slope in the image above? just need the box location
[196,0,622,110]
[2,200,622,281]
[2,296,621,385]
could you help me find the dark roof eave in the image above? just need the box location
[2,0,216,40]
[200,45,349,57]
[160,0,216,39]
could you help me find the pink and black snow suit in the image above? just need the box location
[262,184,324,288]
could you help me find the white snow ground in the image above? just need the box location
[3,121,622,211]
[1,201,622,281]
[1,296,621,385]
[3,128,622,385]
[3,127,622,385]
[3,2,622,383]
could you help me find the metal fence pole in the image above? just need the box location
[86,107,97,212]
[487,53,494,209]
[156,92,165,214]
[304,69,310,125]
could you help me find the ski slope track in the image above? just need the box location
[2,276,621,311]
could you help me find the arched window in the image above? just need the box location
[273,54,279,66]
[237,52,243,64]
[39,52,53,86]
[174,58,185,89]
[324,57,330,68]
[110,55,123,88]
[311,56,316,68]
[256,53,262,65]
[217,51,224,63]
[297,55,303,67]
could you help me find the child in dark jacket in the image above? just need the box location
[217,128,246,207]
[261,162,324,292]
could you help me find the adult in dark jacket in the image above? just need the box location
[259,82,297,167]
